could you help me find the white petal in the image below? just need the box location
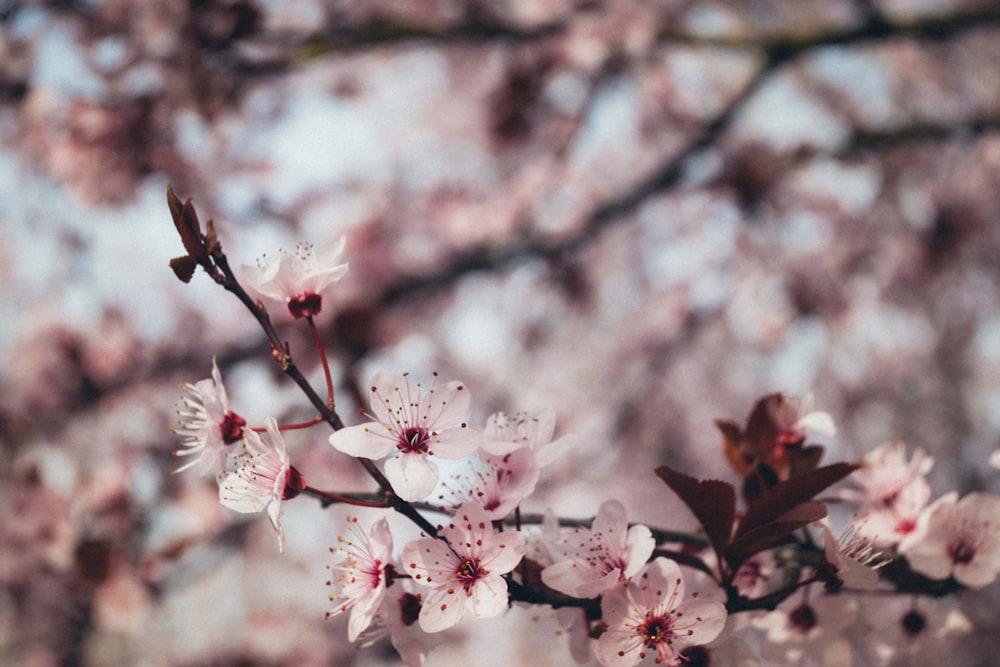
[385,453,439,501]
[329,424,395,460]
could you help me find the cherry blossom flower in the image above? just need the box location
[241,238,349,318]
[326,516,396,642]
[754,591,858,667]
[329,371,480,501]
[541,499,655,598]
[846,441,934,547]
[814,520,890,591]
[402,501,525,633]
[860,597,972,667]
[451,447,539,521]
[171,358,245,477]
[595,557,727,667]
[219,417,305,552]
[898,491,1000,588]
[480,409,579,465]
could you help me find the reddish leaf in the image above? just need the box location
[744,393,782,460]
[737,462,858,538]
[166,184,211,268]
[724,501,827,569]
[655,465,736,554]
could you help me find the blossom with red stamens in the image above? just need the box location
[329,371,480,501]
[171,357,245,478]
[326,516,396,641]
[242,238,348,319]
[541,499,655,598]
[596,558,726,667]
[401,501,525,633]
[219,417,305,552]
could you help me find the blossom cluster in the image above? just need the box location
[166,192,1000,666]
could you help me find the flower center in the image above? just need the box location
[789,603,817,632]
[948,539,976,565]
[281,465,307,500]
[640,615,671,647]
[219,410,247,444]
[398,592,421,626]
[901,610,926,636]
[398,426,431,454]
[456,558,484,591]
[288,292,323,319]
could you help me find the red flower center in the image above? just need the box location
[398,426,431,454]
[288,292,323,319]
[219,410,247,444]
[640,615,671,648]
[456,558,485,591]
[948,539,976,565]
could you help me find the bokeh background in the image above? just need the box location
[2,1,1000,665]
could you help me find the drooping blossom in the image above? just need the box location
[770,391,837,450]
[241,238,349,318]
[171,357,246,477]
[754,591,858,667]
[326,516,396,642]
[814,520,890,591]
[330,371,480,501]
[595,557,727,667]
[219,417,305,552]
[898,491,1000,588]
[541,499,655,598]
[845,441,934,547]
[402,501,525,633]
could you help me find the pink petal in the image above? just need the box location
[385,453,439,501]
[329,423,395,460]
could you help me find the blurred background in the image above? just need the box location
[2,0,1000,664]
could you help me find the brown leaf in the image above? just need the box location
[737,462,858,539]
[724,501,827,569]
[655,465,736,554]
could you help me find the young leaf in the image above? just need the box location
[736,462,858,538]
[655,465,736,554]
[724,501,827,570]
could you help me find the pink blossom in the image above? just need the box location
[754,591,858,666]
[219,417,305,552]
[595,557,727,667]
[847,441,934,547]
[771,391,837,446]
[815,520,890,591]
[326,516,396,642]
[899,491,1000,588]
[733,550,776,598]
[171,358,245,477]
[442,447,539,521]
[480,409,579,466]
[402,501,525,633]
[541,499,655,598]
[241,239,349,318]
[330,372,480,501]
[860,597,972,667]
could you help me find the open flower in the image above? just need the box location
[815,520,890,591]
[846,441,934,547]
[171,357,245,477]
[219,417,305,552]
[330,371,480,501]
[755,591,858,667]
[402,501,525,633]
[542,499,655,598]
[899,491,1000,588]
[242,238,349,318]
[326,516,396,642]
[595,557,727,667]
[480,409,578,465]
